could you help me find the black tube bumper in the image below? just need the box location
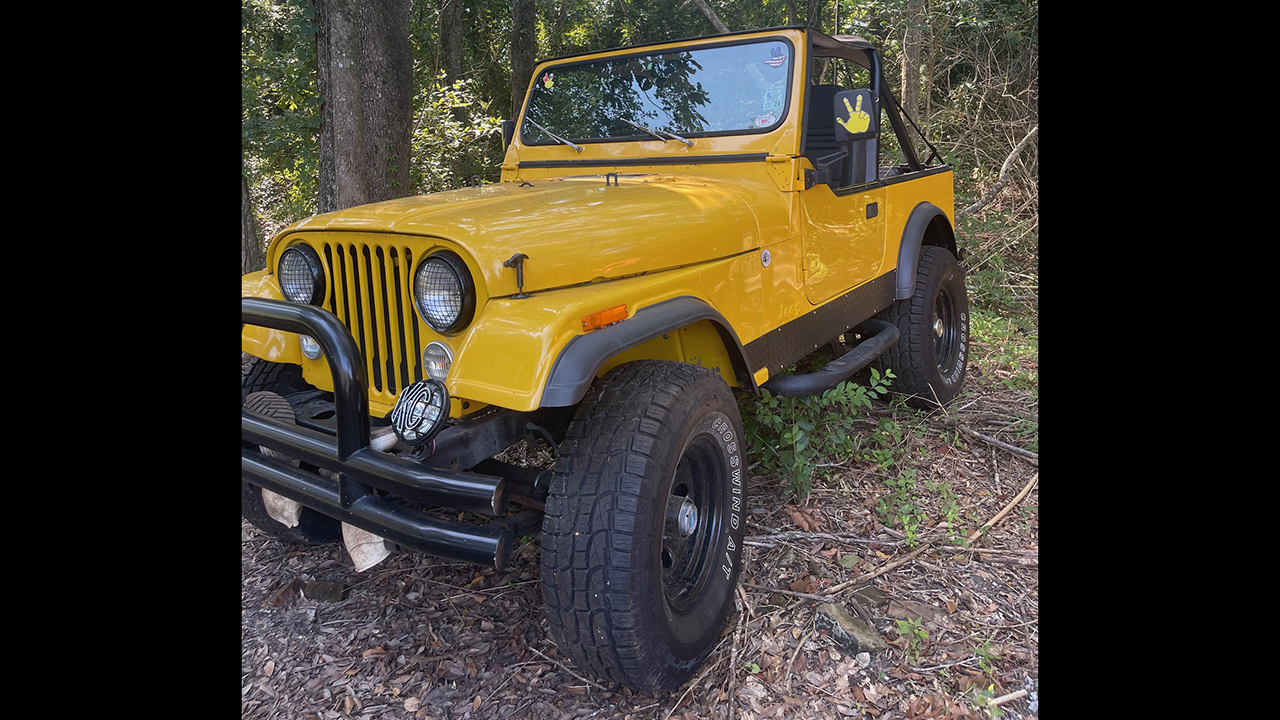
[241,297,517,568]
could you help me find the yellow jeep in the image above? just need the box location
[241,26,968,691]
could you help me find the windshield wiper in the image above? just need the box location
[618,117,694,148]
[526,119,584,152]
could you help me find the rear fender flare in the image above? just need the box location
[540,296,754,407]
[894,202,958,300]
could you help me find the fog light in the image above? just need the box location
[300,335,322,360]
[390,379,449,445]
[423,342,453,381]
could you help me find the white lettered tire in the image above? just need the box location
[540,360,746,691]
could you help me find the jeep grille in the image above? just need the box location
[319,240,423,406]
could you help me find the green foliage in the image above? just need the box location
[876,466,931,547]
[895,616,928,665]
[740,369,894,501]
[242,0,321,236]
[971,637,1000,674]
[967,684,1006,718]
[969,311,1038,392]
[411,75,506,193]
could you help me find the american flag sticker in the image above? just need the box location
[765,47,787,68]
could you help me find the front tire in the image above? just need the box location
[241,360,341,545]
[875,245,970,408]
[540,361,746,691]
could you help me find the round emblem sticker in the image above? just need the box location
[761,249,771,267]
[754,113,776,128]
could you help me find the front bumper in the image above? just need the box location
[241,298,538,568]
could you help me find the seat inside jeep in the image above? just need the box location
[803,84,877,188]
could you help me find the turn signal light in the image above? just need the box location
[582,304,628,332]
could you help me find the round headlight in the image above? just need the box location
[414,252,474,333]
[279,244,325,305]
[423,341,453,382]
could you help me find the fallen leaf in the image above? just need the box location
[363,647,387,658]
[887,599,941,622]
[403,698,420,712]
[472,695,482,711]
[789,573,817,594]
[787,506,825,532]
[263,660,274,677]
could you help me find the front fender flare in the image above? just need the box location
[540,296,754,407]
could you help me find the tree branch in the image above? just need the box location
[957,124,1038,218]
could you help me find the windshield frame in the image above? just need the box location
[518,35,797,147]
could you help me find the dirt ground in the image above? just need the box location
[241,361,1038,720]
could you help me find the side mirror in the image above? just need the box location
[833,89,878,142]
[501,119,516,150]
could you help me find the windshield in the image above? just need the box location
[521,38,794,145]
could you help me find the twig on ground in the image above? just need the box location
[664,650,725,720]
[526,646,606,691]
[728,593,746,720]
[745,527,906,547]
[951,422,1039,463]
[783,624,816,693]
[737,583,755,620]
[992,688,1029,705]
[743,582,833,603]
[967,473,1039,543]
[818,472,1039,598]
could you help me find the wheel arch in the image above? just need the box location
[540,296,756,408]
[894,201,958,301]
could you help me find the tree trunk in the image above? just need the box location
[692,0,730,33]
[440,0,464,83]
[510,0,536,119]
[900,0,924,123]
[242,171,264,275]
[315,0,413,214]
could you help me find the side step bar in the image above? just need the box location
[760,319,899,397]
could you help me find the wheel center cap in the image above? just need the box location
[676,498,698,537]
[933,318,945,337]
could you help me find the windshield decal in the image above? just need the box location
[765,46,787,68]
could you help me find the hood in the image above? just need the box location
[287,173,779,296]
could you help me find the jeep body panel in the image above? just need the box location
[242,24,955,434]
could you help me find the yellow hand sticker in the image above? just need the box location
[836,95,871,134]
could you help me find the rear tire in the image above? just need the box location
[875,245,970,408]
[540,361,746,691]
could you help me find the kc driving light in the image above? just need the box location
[278,244,325,305]
[414,252,475,333]
[390,379,449,445]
